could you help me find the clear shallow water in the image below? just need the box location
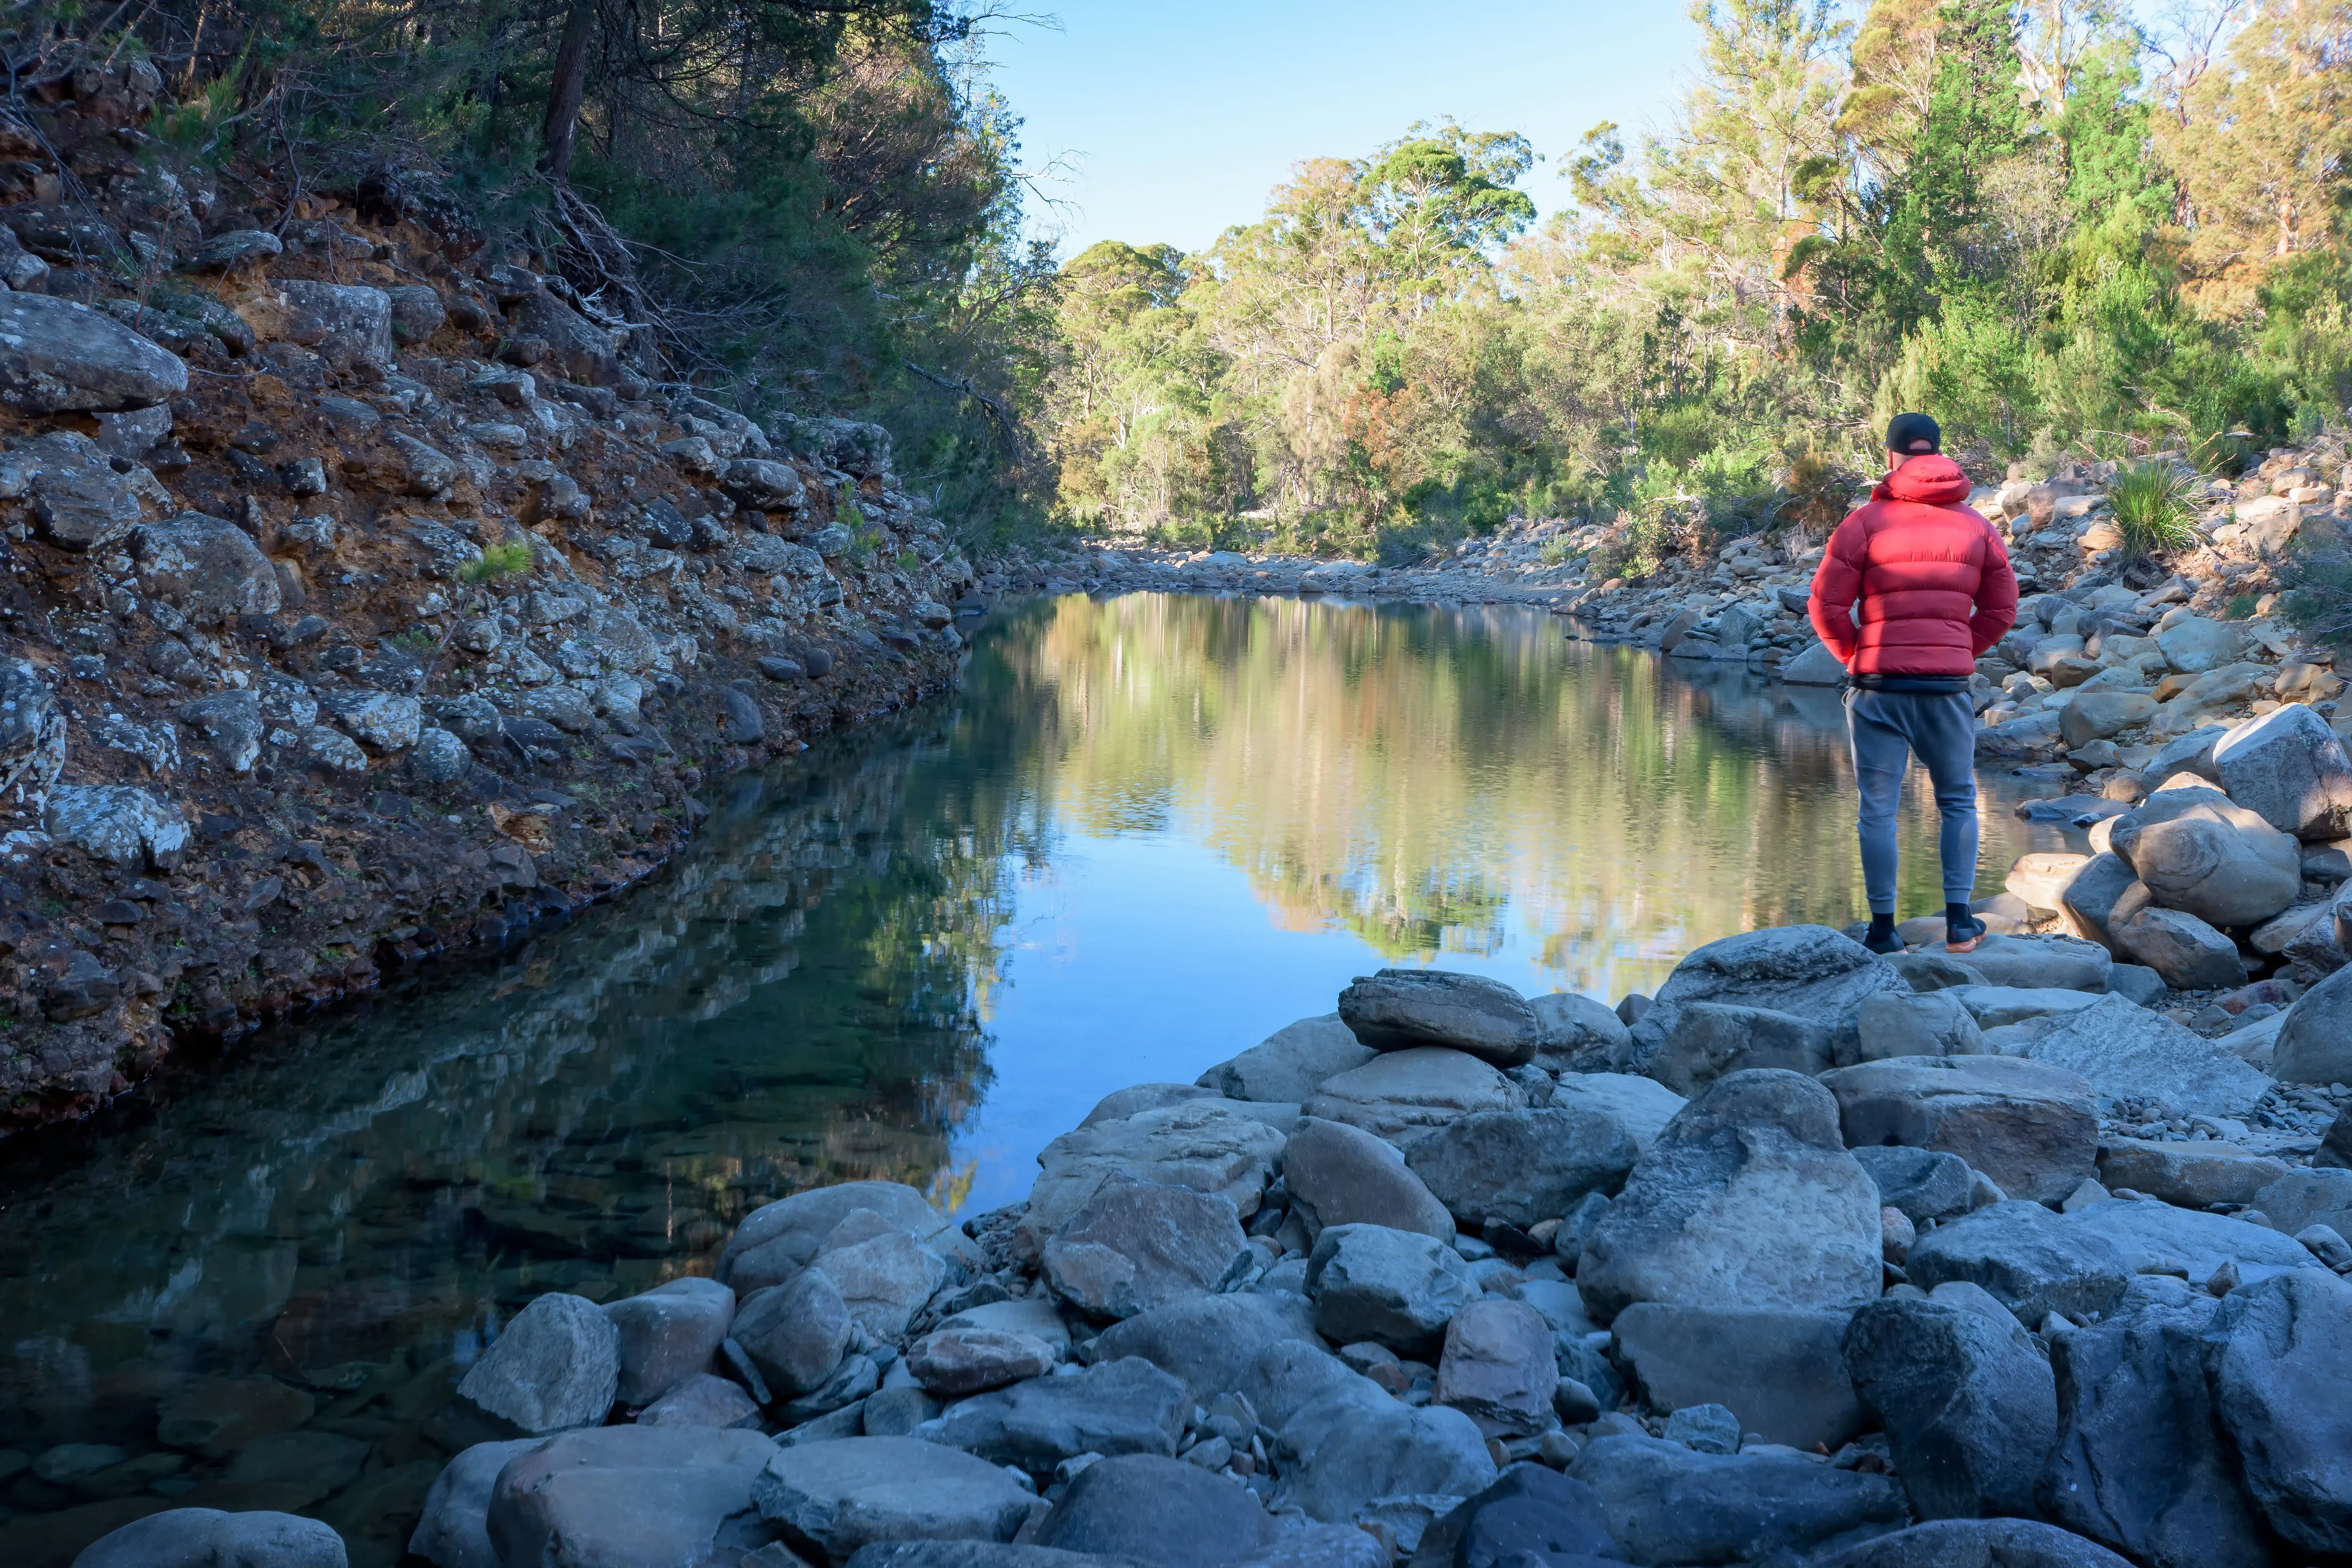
[0,593,2059,1563]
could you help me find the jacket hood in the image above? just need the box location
[1874,453,1973,507]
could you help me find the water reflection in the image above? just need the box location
[0,593,2053,1564]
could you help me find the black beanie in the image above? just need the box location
[1886,412,1941,455]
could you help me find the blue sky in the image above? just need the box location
[982,1,1704,259]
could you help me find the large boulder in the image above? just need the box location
[1530,992,1633,1073]
[410,1438,545,1568]
[1282,1116,1455,1243]
[1086,1293,1323,1411]
[2063,1199,2320,1293]
[1639,1001,1837,1092]
[1820,1056,2097,1206]
[2202,1270,2352,1555]
[1842,1295,2057,1520]
[2095,1138,2291,1209]
[43,784,189,869]
[2210,703,2352,841]
[813,1221,945,1342]
[1905,1202,2130,1323]
[1568,1434,1908,1567]
[2156,616,2248,674]
[1575,1070,1881,1324]
[2109,787,2301,928]
[1339,969,1540,1067]
[718,1182,950,1293]
[1548,1073,1686,1151]
[732,1270,851,1396]
[1609,1303,1865,1450]
[457,1292,621,1434]
[1303,1223,1476,1356]
[2274,964,2352,1085]
[1196,1015,1375,1103]
[1403,1105,1642,1229]
[2061,691,2157,749]
[1841,990,1988,1066]
[1807,1519,2134,1568]
[904,1327,1056,1397]
[1945,935,2111,992]
[1404,1467,1619,1568]
[2022,994,2269,1118]
[486,1424,777,1568]
[2250,1166,2352,1237]
[1624,927,1907,1079]
[1271,1394,1497,1523]
[1852,1145,1979,1225]
[1031,1454,1278,1568]
[1042,1177,1250,1320]
[2045,1288,2268,1568]
[2109,904,2245,990]
[754,1437,1034,1563]
[1302,1048,1521,1147]
[605,1277,733,1407]
[2057,855,2141,948]
[915,1356,1187,1470]
[279,280,395,369]
[1432,1297,1556,1436]
[128,514,283,625]
[0,292,187,413]
[74,1509,346,1568]
[1025,1102,1287,1245]
[2,429,158,551]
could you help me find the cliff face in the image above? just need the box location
[0,58,980,1130]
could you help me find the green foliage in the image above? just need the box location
[461,541,536,586]
[389,627,442,657]
[2283,534,2352,653]
[2107,462,2201,560]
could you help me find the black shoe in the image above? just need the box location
[1946,913,1987,953]
[1862,926,1907,956]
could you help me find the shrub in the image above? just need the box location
[2107,461,2202,560]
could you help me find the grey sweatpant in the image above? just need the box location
[1845,687,1981,914]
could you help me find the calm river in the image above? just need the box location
[0,593,2059,1564]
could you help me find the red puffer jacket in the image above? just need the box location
[1809,454,2019,677]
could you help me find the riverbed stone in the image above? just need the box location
[2023,993,2269,1118]
[1575,1070,1883,1324]
[0,292,188,413]
[2065,1199,2321,1292]
[1043,1176,1250,1320]
[1624,926,1908,1080]
[1304,1223,1477,1356]
[2273,964,2352,1085]
[1197,1015,1377,1103]
[1272,1393,1497,1523]
[1302,1048,1521,1147]
[1639,1001,1835,1092]
[1943,986,2104,1029]
[1568,1434,1908,1567]
[1032,1454,1279,1568]
[1841,989,1987,1065]
[1339,969,1540,1067]
[2095,1137,2290,1209]
[2007,853,2091,914]
[905,1327,1056,1396]
[1610,1302,1864,1450]
[1085,1292,1323,1410]
[1077,1083,1217,1127]
[2211,702,2352,840]
[411,1439,547,1568]
[1283,1116,1455,1242]
[1432,1297,1555,1435]
[718,1182,950,1292]
[732,1269,852,1396]
[917,1356,1187,1470]
[1403,1466,1619,1568]
[458,1293,622,1435]
[487,1424,777,1568]
[605,1276,733,1407]
[73,1508,347,1568]
[2250,1167,2352,1239]
[755,1436,1034,1563]
[1807,1519,2134,1568]
[1530,992,1633,1073]
[2057,854,2140,948]
[637,1372,763,1430]
[1946,934,2112,992]
[814,1223,947,1341]
[1843,1294,2056,1520]
[1904,1201,2130,1323]
[2108,905,2245,989]
[1404,1105,1642,1229]
[1820,1055,2098,1205]
[1548,1073,1686,1152]
[2110,787,2302,928]
[2202,1270,2352,1554]
[1852,1145,1979,1225]
[2044,1290,2267,1568]
[846,1547,1151,1568]
[1025,1102,1288,1246]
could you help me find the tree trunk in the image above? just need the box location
[540,0,597,182]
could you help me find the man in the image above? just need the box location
[1809,413,2018,955]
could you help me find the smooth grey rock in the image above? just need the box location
[719,1182,950,1292]
[2063,1199,2320,1291]
[130,514,282,625]
[1547,1074,1686,1152]
[410,1439,545,1568]
[279,280,395,369]
[1340,969,1540,1067]
[487,1427,775,1565]
[1625,925,1906,1077]
[1575,1070,1882,1324]
[916,1356,1187,1470]
[1609,1303,1865,1450]
[2096,1138,2290,1209]
[1078,1083,1216,1127]
[1852,1146,1979,1225]
[1945,935,2113,993]
[1663,1401,1741,1453]
[2250,1167,2352,1239]
[637,1372,763,1429]
[1806,1519,2134,1568]
[1641,1000,1835,1092]
[755,1436,1033,1563]
[1025,1102,1287,1245]
[1886,952,1989,992]
[2109,903,2245,989]
[2275,964,2352,1085]
[1303,1047,1522,1148]
[1944,986,2105,1029]
[1821,1055,2098,1205]
[939,1298,1076,1356]
[733,1270,852,1396]
[1843,1295,2056,1520]
[2057,854,2141,948]
[1272,1393,1497,1523]
[859,1383,942,1437]
[2211,702,2352,841]
[1305,1223,1477,1356]
[2203,1270,2352,1554]
[2104,963,2169,1006]
[74,1508,346,1568]
[2156,618,2247,675]
[458,1292,622,1434]
[1402,1465,1618,1568]
[905,1327,1056,1396]
[1781,640,1851,685]
[1404,1105,1642,1229]
[1905,1201,2130,1323]
[1086,1292,1323,1411]
[1198,1015,1377,1103]
[1433,1297,1556,1435]
[2022,994,2268,1118]
[1033,1453,1279,1568]
[1284,1116,1455,1242]
[1530,992,1632,1073]
[1043,1176,1249,1320]
[1567,1434,1908,1567]
[1841,989,1988,1065]
[2044,1292,2265,1568]
[606,1276,733,1408]
[812,1224,946,1341]
[0,292,187,413]
[2110,787,2302,928]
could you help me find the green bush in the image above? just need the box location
[2107,462,2202,560]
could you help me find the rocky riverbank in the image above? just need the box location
[45,919,2352,1568]
[0,60,1001,1131]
